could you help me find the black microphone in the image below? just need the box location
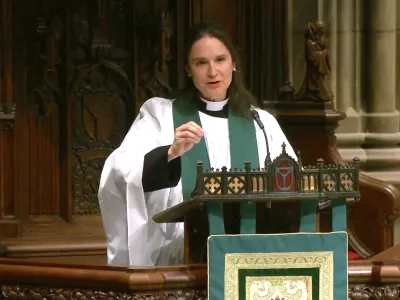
[251,109,272,210]
[250,109,271,167]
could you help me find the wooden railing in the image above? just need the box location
[0,241,106,265]
[0,259,399,299]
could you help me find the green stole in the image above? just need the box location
[172,97,259,235]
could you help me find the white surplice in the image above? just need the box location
[98,97,297,267]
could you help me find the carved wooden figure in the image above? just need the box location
[295,21,334,102]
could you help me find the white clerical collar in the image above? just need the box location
[200,97,229,111]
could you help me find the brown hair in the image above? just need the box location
[181,22,259,118]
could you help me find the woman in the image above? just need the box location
[98,22,297,266]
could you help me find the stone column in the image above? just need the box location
[357,0,400,189]
[364,0,398,136]
[290,0,400,244]
[336,0,400,170]
[336,1,355,114]
[396,1,400,122]
[335,0,362,135]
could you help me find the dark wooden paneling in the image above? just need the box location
[2,0,276,243]
[202,0,239,43]
[133,0,174,111]
[28,106,59,215]
[0,123,15,217]
[0,0,18,240]
[1,0,14,114]
[67,0,135,217]
[0,121,18,239]
[12,0,29,235]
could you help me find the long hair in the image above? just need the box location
[179,22,259,118]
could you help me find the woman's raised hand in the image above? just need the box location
[168,121,204,161]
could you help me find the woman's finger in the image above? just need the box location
[178,123,203,137]
[175,130,201,142]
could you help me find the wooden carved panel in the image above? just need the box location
[134,1,174,111]
[0,0,138,239]
[67,0,134,216]
[1,0,289,245]
[23,2,63,217]
[70,70,132,215]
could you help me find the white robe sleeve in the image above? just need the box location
[98,150,129,266]
[256,108,298,161]
[98,97,176,266]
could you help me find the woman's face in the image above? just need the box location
[187,36,235,102]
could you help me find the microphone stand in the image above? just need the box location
[251,109,272,210]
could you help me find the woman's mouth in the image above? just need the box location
[207,81,221,88]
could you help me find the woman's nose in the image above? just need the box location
[207,64,217,77]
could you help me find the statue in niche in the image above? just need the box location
[295,21,334,102]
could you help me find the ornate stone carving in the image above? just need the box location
[3,285,400,300]
[0,286,208,300]
[349,285,400,299]
[69,0,133,214]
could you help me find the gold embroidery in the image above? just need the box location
[224,251,333,300]
[246,276,312,300]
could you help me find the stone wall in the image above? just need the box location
[289,0,400,242]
